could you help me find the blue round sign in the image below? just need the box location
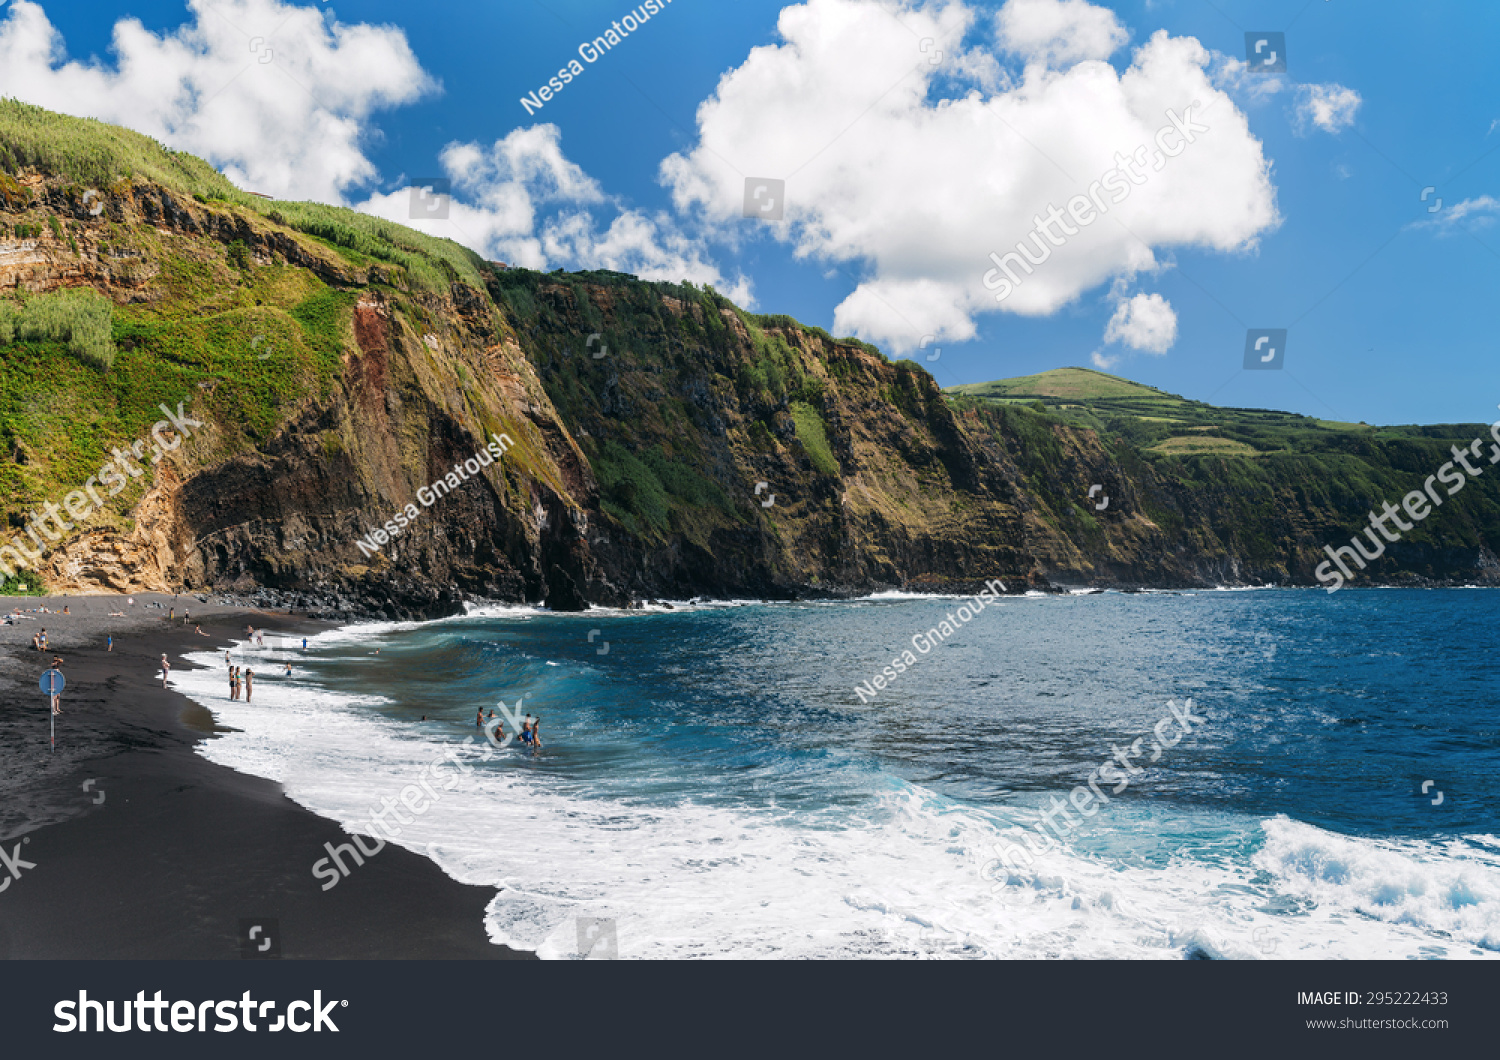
[40,670,64,695]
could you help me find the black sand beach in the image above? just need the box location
[0,594,529,960]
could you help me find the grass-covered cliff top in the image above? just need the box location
[0,99,487,293]
[949,367,1487,458]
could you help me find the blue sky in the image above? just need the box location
[5,0,1499,426]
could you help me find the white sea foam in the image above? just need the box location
[170,642,1500,960]
[1254,815,1500,952]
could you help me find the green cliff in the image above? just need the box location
[2,102,1496,613]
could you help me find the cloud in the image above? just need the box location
[661,0,1278,354]
[1407,194,1500,235]
[1103,291,1176,352]
[1294,83,1360,135]
[359,125,752,303]
[0,0,436,203]
[996,0,1129,66]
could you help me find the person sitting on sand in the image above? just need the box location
[31,632,40,651]
[195,625,208,636]
[63,605,69,615]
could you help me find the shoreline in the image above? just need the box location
[0,593,531,959]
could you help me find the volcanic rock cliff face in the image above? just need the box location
[4,110,1499,615]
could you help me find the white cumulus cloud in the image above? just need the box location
[359,125,752,303]
[996,0,1129,66]
[1295,83,1360,135]
[1103,290,1177,352]
[0,0,435,203]
[661,0,1279,355]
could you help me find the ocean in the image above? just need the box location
[170,588,1500,959]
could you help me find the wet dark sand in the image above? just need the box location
[0,594,530,959]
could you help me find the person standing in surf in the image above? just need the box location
[244,669,254,702]
[160,653,170,687]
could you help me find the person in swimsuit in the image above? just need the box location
[48,658,63,715]
[229,668,238,700]
[161,653,170,687]
[284,661,292,677]
[530,716,542,750]
[244,670,254,702]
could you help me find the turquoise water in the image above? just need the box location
[181,588,1500,959]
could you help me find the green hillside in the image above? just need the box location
[946,367,1469,460]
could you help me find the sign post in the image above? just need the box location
[39,669,64,752]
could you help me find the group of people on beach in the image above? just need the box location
[7,604,65,627]
[227,664,254,702]
[477,708,544,749]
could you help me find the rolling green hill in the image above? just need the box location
[947,366,1468,459]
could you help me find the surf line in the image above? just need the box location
[356,433,514,559]
[851,580,1006,703]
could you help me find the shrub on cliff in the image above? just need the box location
[0,288,116,371]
